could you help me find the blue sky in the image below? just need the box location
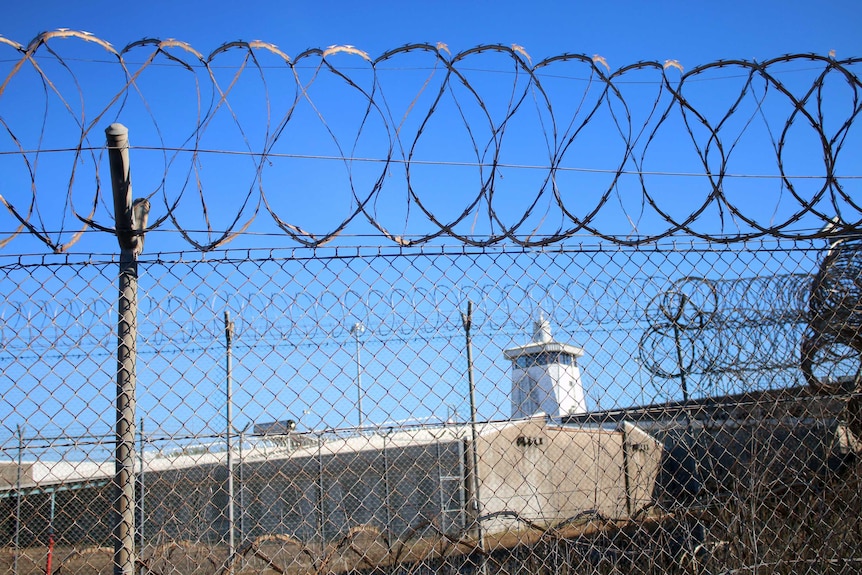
[1,1,859,450]
[4,0,859,64]
[2,0,860,253]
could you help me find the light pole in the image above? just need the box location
[350,322,365,429]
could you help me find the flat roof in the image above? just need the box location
[503,341,584,359]
[0,419,538,492]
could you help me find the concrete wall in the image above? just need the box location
[0,462,32,488]
[140,436,466,544]
[476,419,663,535]
[0,420,664,548]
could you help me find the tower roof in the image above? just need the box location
[503,316,584,360]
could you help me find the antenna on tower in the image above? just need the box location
[533,312,552,343]
[526,286,551,342]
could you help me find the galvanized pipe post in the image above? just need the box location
[107,123,149,575]
[238,424,248,543]
[14,424,22,575]
[350,322,365,429]
[138,417,145,566]
[225,311,236,563]
[461,301,486,574]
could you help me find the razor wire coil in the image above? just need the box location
[0,31,860,253]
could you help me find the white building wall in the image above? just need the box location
[511,361,586,419]
[555,363,587,416]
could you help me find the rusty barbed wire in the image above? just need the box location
[0,31,860,253]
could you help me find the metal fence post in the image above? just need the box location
[461,302,486,574]
[225,310,236,565]
[350,322,365,429]
[106,123,149,575]
[238,425,247,544]
[138,417,145,574]
[13,424,23,575]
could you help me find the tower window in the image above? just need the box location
[514,352,573,369]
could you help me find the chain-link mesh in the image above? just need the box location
[1,240,860,574]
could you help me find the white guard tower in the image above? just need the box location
[504,315,587,419]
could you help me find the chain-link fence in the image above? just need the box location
[1,31,861,574]
[1,240,860,574]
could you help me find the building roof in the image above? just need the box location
[0,418,542,492]
[503,340,585,359]
[563,382,851,427]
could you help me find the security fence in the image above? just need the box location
[1,32,861,575]
[1,241,860,574]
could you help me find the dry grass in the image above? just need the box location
[1,468,860,575]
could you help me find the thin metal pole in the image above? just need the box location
[356,332,362,428]
[673,321,689,405]
[669,293,702,527]
[461,301,485,571]
[14,424,22,575]
[238,425,246,543]
[317,433,324,544]
[138,418,145,567]
[225,311,235,562]
[382,430,391,551]
[669,292,690,404]
[621,424,632,517]
[46,491,55,575]
[350,323,365,429]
